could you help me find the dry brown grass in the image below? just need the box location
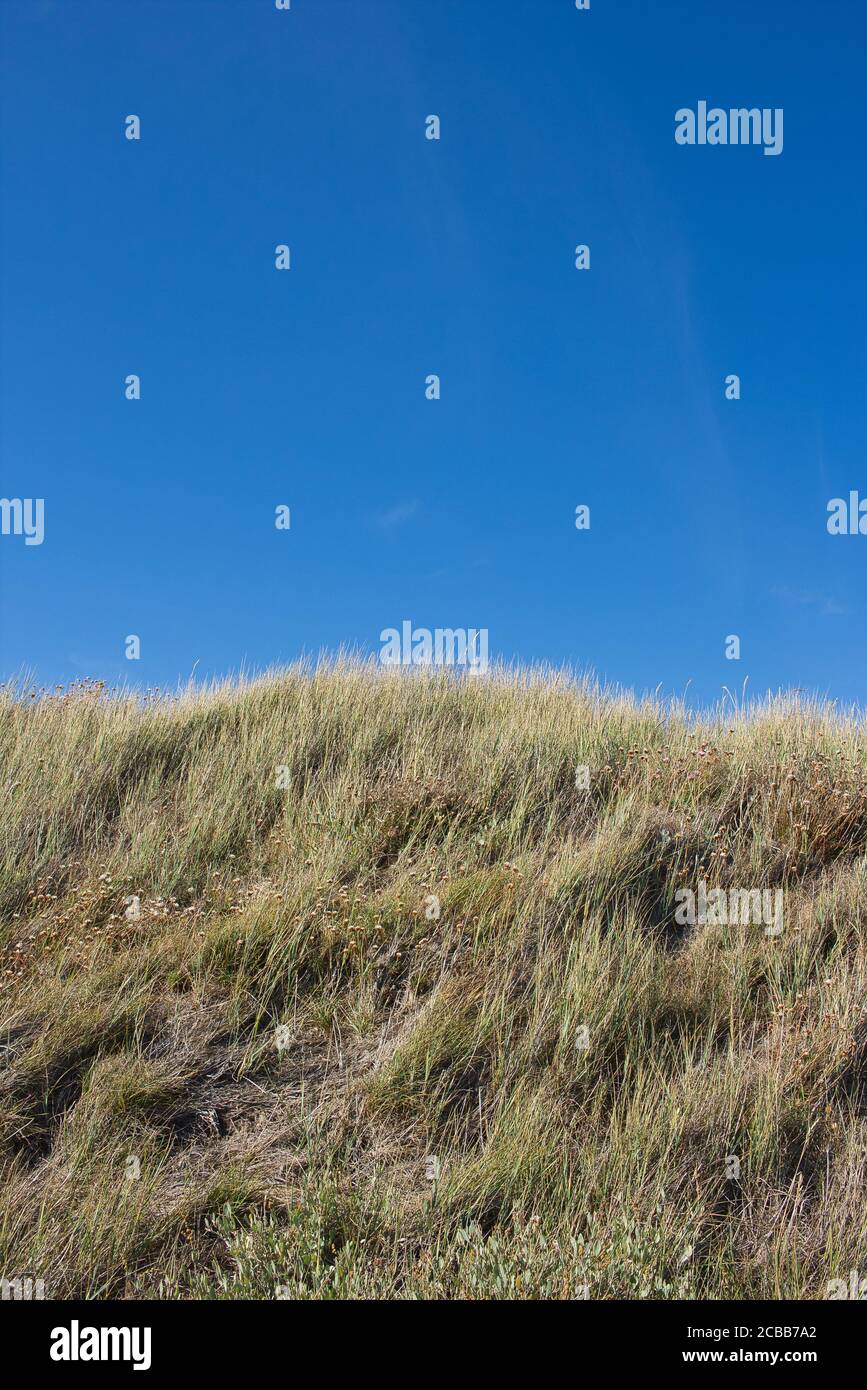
[1,661,865,1298]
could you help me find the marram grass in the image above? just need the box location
[0,661,865,1299]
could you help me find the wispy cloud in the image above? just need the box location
[772,585,847,617]
[371,500,419,531]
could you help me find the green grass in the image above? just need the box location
[0,661,865,1299]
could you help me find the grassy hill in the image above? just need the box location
[1,662,865,1299]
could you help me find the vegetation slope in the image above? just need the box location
[1,663,865,1299]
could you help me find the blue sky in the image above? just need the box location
[1,0,865,706]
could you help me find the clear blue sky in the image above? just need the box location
[1,0,865,706]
